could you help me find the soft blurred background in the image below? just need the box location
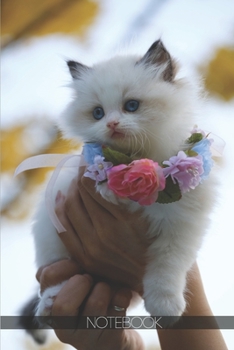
[1,0,234,349]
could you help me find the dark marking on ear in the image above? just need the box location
[137,40,176,82]
[67,60,90,79]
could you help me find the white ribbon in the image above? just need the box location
[208,133,226,157]
[15,153,87,233]
[14,154,70,177]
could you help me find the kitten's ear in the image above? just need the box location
[138,40,175,82]
[67,60,90,79]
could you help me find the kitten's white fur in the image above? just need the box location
[33,41,216,318]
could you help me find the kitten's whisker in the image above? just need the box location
[141,127,152,150]
[132,128,147,155]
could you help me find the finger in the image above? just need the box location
[37,259,83,293]
[80,176,120,216]
[64,177,115,243]
[78,182,116,226]
[78,166,87,181]
[63,178,93,228]
[55,182,119,272]
[60,178,95,238]
[80,175,143,222]
[110,288,132,316]
[36,265,47,283]
[82,282,112,316]
[54,190,89,261]
[52,274,93,317]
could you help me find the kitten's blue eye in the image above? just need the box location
[124,100,139,112]
[93,107,105,120]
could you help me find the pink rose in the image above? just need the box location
[107,159,165,205]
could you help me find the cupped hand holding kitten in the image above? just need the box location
[36,260,144,350]
[53,166,151,295]
[35,172,149,350]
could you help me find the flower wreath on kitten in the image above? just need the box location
[83,127,214,206]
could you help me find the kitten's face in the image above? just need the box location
[61,41,196,161]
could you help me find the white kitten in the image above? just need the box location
[22,40,216,340]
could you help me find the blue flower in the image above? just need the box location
[192,139,213,179]
[82,143,103,164]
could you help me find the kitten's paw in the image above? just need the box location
[144,291,186,317]
[35,282,66,317]
[97,183,119,205]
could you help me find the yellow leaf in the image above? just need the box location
[204,47,234,101]
[2,0,99,46]
[1,125,30,172]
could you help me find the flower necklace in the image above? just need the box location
[14,126,224,232]
[83,127,215,206]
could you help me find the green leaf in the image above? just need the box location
[186,133,203,144]
[102,146,133,166]
[184,149,198,157]
[97,180,108,185]
[156,177,182,204]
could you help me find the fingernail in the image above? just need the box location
[55,190,62,204]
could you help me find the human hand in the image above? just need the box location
[37,260,144,350]
[55,167,151,294]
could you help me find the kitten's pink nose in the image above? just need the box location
[107,121,119,130]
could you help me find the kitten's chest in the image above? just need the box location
[137,184,211,237]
